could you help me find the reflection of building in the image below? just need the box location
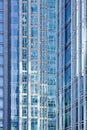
[57,0,87,130]
[3,0,57,130]
[1,0,87,130]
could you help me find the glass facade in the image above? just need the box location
[57,0,87,130]
[9,0,19,129]
[18,0,57,130]
[2,0,87,130]
[0,0,4,130]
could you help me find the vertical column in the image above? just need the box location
[71,0,77,129]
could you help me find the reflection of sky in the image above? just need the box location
[10,0,19,129]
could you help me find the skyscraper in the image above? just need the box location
[1,0,87,130]
[57,0,87,130]
[2,0,57,130]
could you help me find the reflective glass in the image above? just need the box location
[0,34,3,42]
[0,67,3,76]
[31,28,38,37]
[0,23,3,32]
[0,111,3,119]
[31,96,38,105]
[31,16,38,26]
[0,2,3,10]
[0,45,3,54]
[22,95,27,105]
[31,50,38,60]
[31,5,38,14]
[0,77,3,86]
[0,100,3,108]
[0,12,3,21]
[0,88,3,97]
[22,3,27,13]
[31,107,38,117]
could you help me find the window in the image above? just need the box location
[65,65,71,86]
[0,67,3,76]
[22,72,27,82]
[65,88,71,106]
[0,100,3,109]
[22,49,27,59]
[31,5,38,14]
[31,119,38,130]
[40,97,47,106]
[31,28,38,37]
[0,1,3,10]
[31,16,38,26]
[22,119,27,130]
[0,89,3,98]
[0,45,3,54]
[22,84,27,93]
[22,61,27,70]
[31,39,38,48]
[65,1,71,23]
[0,111,3,119]
[40,86,47,95]
[31,84,38,94]
[31,96,38,105]
[0,34,3,42]
[0,23,3,32]
[31,61,38,71]
[31,73,38,82]
[80,98,84,121]
[22,95,27,105]
[0,78,3,86]
[22,106,27,116]
[22,26,27,36]
[31,50,38,60]
[65,23,71,43]
[22,14,27,24]
[31,107,38,117]
[0,12,3,21]
[65,44,71,65]
[22,38,27,47]
[65,109,71,128]
[22,3,27,13]
[40,108,47,118]
[48,1,55,8]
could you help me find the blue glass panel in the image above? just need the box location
[0,23,3,32]
[0,100,3,109]
[0,56,3,65]
[31,119,38,130]
[0,12,3,21]
[0,2,3,10]
[0,45,3,54]
[31,5,38,14]
[0,34,3,42]
[0,67,3,76]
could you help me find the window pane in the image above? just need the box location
[0,78,3,86]
[31,5,38,14]
[0,2,3,10]
[0,23,3,32]
[0,100,3,109]
[0,45,3,54]
[0,88,3,98]
[0,34,3,42]
[0,12,3,21]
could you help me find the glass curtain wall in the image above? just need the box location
[0,0,4,130]
[47,0,57,130]
[10,0,19,129]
